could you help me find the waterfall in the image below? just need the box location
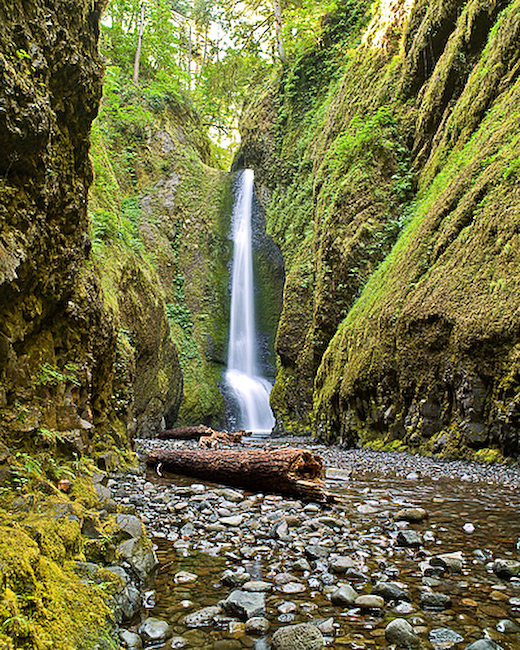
[225,169,275,433]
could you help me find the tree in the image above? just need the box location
[133,2,145,84]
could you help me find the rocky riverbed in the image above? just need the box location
[108,437,520,650]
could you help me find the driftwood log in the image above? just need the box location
[156,425,212,440]
[146,447,330,501]
[199,430,245,448]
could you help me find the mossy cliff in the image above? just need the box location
[239,0,520,458]
[89,73,233,429]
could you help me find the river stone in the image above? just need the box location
[272,623,324,650]
[431,552,464,573]
[115,513,143,540]
[429,628,464,648]
[174,571,197,583]
[397,531,423,547]
[305,544,331,560]
[372,582,411,602]
[222,570,250,587]
[183,605,221,627]
[293,558,312,572]
[420,592,452,610]
[119,630,143,650]
[330,556,357,573]
[331,584,358,606]
[465,641,504,650]
[222,590,265,619]
[385,618,420,648]
[245,616,270,635]
[282,581,306,594]
[169,637,187,649]
[496,619,520,633]
[355,595,385,610]
[395,508,428,522]
[139,617,173,643]
[493,559,520,579]
[118,537,158,581]
[243,580,272,592]
[220,515,243,526]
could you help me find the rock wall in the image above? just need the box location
[239,0,520,458]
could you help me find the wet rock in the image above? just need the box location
[431,552,464,574]
[355,595,385,610]
[139,617,173,644]
[330,556,357,573]
[272,623,324,650]
[385,618,420,648]
[331,584,358,606]
[420,592,452,610]
[115,514,144,540]
[243,580,272,592]
[118,537,158,581]
[305,544,331,560]
[245,616,270,635]
[395,508,428,522]
[429,628,464,648]
[168,638,187,649]
[221,590,265,620]
[119,629,143,650]
[293,558,312,572]
[220,515,243,526]
[222,570,250,587]
[183,605,222,627]
[397,531,422,547]
[493,559,520,579]
[465,641,504,650]
[496,619,520,634]
[372,582,410,602]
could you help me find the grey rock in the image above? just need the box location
[118,537,158,581]
[169,638,187,649]
[496,619,520,634]
[221,569,250,587]
[305,544,331,560]
[465,641,504,650]
[431,552,464,574]
[221,590,265,620]
[493,559,520,579]
[397,530,423,547]
[182,605,222,627]
[372,582,411,602]
[245,616,270,635]
[331,584,358,606]
[293,558,312,572]
[272,623,324,650]
[355,595,385,610]
[139,617,172,643]
[243,580,272,592]
[330,556,357,573]
[385,618,420,648]
[115,514,143,540]
[395,508,428,522]
[420,592,452,610]
[119,630,143,650]
[429,628,464,648]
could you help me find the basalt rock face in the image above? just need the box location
[0,0,180,454]
[239,0,520,457]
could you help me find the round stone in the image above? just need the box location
[139,617,173,643]
[355,595,385,610]
[245,616,270,635]
[385,618,419,648]
[272,623,324,650]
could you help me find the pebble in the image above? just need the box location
[107,436,520,650]
[272,623,324,650]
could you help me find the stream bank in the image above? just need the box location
[108,438,520,650]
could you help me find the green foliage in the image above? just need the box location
[36,363,80,388]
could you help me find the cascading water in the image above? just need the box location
[225,169,275,433]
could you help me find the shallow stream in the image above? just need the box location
[133,444,520,650]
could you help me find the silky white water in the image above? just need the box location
[225,169,275,433]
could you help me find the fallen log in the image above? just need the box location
[199,430,245,449]
[156,425,212,440]
[146,447,331,501]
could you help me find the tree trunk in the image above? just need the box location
[133,3,146,85]
[272,0,286,65]
[146,447,329,500]
[157,425,212,440]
